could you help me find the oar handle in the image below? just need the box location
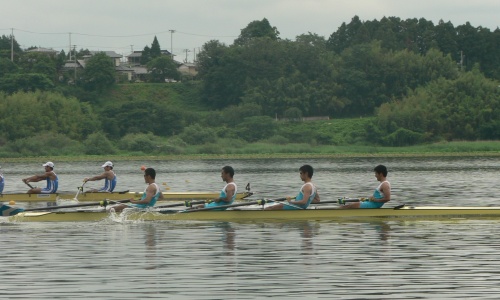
[337,197,366,205]
[183,197,288,213]
[155,200,208,209]
[23,180,35,189]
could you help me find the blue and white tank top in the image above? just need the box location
[295,182,317,209]
[41,172,58,193]
[373,180,390,200]
[99,172,117,192]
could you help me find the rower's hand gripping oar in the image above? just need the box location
[181,197,288,213]
[0,199,132,216]
[22,179,35,190]
[73,180,87,201]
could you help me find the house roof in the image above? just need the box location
[127,50,173,58]
[26,47,58,54]
[90,51,123,58]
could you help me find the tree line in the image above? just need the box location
[0,16,499,154]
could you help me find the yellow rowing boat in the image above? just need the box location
[7,205,500,222]
[0,191,253,202]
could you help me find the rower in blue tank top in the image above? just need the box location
[111,167,164,212]
[0,167,4,194]
[265,164,320,210]
[23,161,59,194]
[339,165,391,209]
[202,166,237,211]
[84,161,117,192]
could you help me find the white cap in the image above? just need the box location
[101,161,113,168]
[43,162,54,168]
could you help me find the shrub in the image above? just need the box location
[83,132,117,155]
[119,132,159,153]
[7,132,83,156]
[264,135,290,145]
[179,124,218,145]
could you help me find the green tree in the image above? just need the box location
[0,57,18,78]
[0,73,54,94]
[0,35,22,60]
[81,52,116,91]
[83,132,116,155]
[17,52,57,81]
[0,91,100,140]
[150,36,161,58]
[147,56,180,83]
[236,116,277,142]
[234,18,280,45]
[140,46,151,65]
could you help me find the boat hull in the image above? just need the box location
[0,191,252,202]
[8,206,500,222]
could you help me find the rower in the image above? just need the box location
[0,166,4,194]
[22,162,59,194]
[194,166,237,211]
[111,167,163,212]
[83,161,117,192]
[265,164,320,210]
[339,165,391,209]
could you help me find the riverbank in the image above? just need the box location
[1,141,499,163]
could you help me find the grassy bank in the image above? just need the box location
[1,141,499,163]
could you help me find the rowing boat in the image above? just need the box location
[7,205,500,222]
[0,191,253,202]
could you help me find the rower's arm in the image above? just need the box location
[84,172,108,182]
[23,172,49,183]
[132,185,156,205]
[292,185,312,206]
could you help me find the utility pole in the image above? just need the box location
[193,48,195,62]
[69,32,72,61]
[169,29,175,59]
[73,45,77,84]
[183,49,190,63]
[10,28,14,61]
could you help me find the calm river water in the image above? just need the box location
[1,156,500,299]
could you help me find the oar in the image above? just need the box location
[1,199,131,216]
[73,181,87,200]
[155,200,210,209]
[22,180,35,190]
[337,197,366,205]
[180,197,288,213]
[313,199,405,209]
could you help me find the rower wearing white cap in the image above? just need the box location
[22,162,59,194]
[83,161,117,192]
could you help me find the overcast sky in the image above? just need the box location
[1,0,498,62]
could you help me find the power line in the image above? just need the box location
[1,28,237,38]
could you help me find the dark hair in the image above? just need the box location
[222,166,234,178]
[145,168,156,179]
[299,164,314,178]
[374,165,388,177]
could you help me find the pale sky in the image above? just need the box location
[1,0,499,62]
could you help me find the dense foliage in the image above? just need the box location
[0,17,499,157]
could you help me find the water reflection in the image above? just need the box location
[215,222,236,256]
[144,224,158,270]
